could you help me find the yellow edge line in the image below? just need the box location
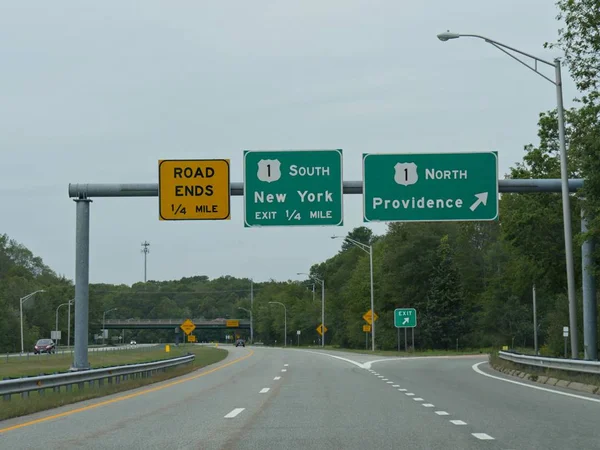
[0,349,254,434]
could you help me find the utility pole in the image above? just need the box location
[141,241,150,282]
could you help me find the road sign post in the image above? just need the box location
[159,159,230,220]
[363,152,498,222]
[563,326,569,358]
[244,150,343,227]
[394,308,417,328]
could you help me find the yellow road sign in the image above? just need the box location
[159,159,230,221]
[316,324,328,336]
[180,319,196,335]
[363,324,371,332]
[362,309,379,325]
[187,335,197,343]
[226,320,239,328]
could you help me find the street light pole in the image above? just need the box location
[102,308,118,345]
[268,302,287,347]
[437,31,579,358]
[67,299,73,350]
[20,290,45,354]
[332,236,375,351]
[238,306,253,343]
[55,301,73,347]
[298,272,325,347]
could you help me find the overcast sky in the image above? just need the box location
[1,1,577,285]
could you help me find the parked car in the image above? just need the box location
[130,340,137,345]
[235,339,245,347]
[34,338,55,354]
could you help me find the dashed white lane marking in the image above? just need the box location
[284,364,289,367]
[472,362,600,404]
[413,398,424,401]
[405,393,415,396]
[259,388,270,394]
[472,433,494,440]
[386,381,394,384]
[377,376,384,378]
[274,376,281,380]
[382,378,389,381]
[224,408,245,418]
[435,411,449,416]
[398,389,407,392]
[422,403,435,407]
[281,369,287,372]
[450,420,467,425]
[392,384,400,387]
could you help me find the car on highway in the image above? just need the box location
[130,340,137,345]
[34,338,55,354]
[235,339,245,347]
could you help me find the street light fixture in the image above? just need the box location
[102,308,118,345]
[437,31,578,358]
[20,289,45,354]
[332,235,375,351]
[268,302,287,347]
[298,272,325,347]
[238,306,254,343]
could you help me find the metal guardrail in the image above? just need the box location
[498,351,600,374]
[0,354,195,400]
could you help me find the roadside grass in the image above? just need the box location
[489,352,600,387]
[300,345,491,357]
[0,346,227,421]
[0,345,200,378]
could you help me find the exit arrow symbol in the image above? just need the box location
[402,317,409,325]
[469,192,488,211]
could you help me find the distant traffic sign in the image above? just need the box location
[187,335,196,343]
[363,309,379,325]
[243,150,343,227]
[363,152,498,222]
[226,320,239,328]
[180,319,196,335]
[394,308,417,328]
[316,324,328,336]
[159,159,230,221]
[362,325,371,333]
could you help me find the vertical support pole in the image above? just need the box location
[581,209,598,360]
[404,328,407,352]
[321,280,325,347]
[411,327,415,351]
[68,300,72,350]
[72,198,92,371]
[365,331,368,350]
[533,284,538,355]
[397,328,400,352]
[555,59,579,358]
[369,246,375,351]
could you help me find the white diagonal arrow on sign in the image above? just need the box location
[469,192,488,211]
[402,317,409,325]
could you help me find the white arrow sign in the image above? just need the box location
[402,317,409,325]
[470,192,489,211]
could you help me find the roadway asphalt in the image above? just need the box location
[1,347,599,449]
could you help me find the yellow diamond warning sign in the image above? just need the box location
[159,159,230,221]
[180,319,196,335]
[316,324,328,336]
[362,309,379,325]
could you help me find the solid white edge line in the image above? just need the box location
[472,362,600,404]
[299,349,367,369]
[450,420,467,425]
[472,433,494,440]
[259,388,270,393]
[224,408,245,418]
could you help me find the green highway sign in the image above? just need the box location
[363,152,498,222]
[394,308,417,328]
[244,150,343,227]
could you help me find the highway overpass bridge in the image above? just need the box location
[103,318,250,330]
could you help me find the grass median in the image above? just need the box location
[0,345,227,421]
[1,345,210,378]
